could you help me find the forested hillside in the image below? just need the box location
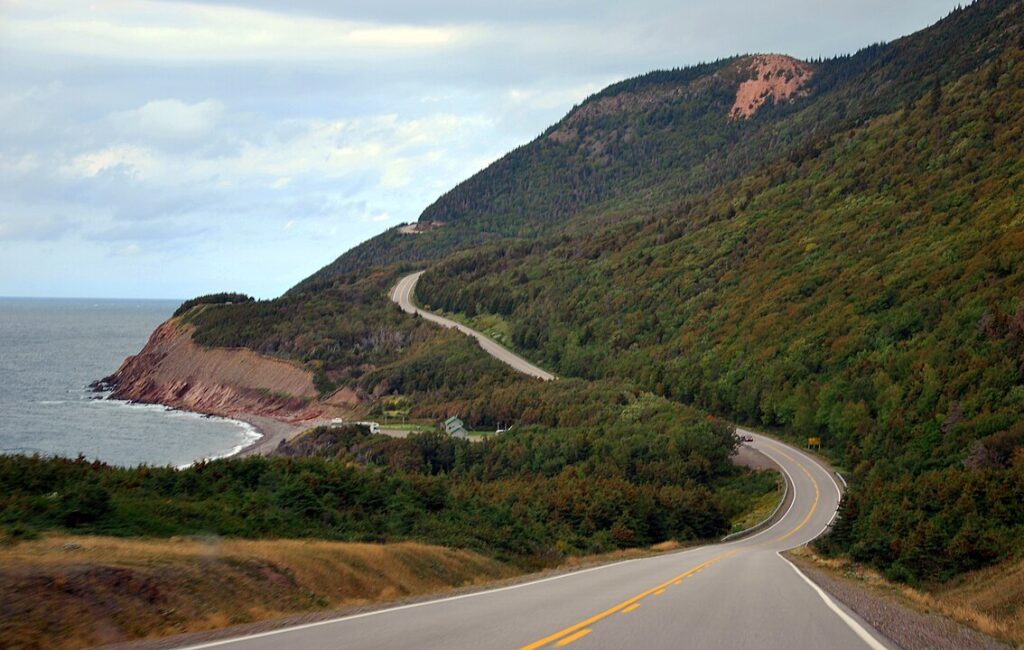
[2,390,767,562]
[297,0,1018,285]
[413,4,1024,582]
[90,0,1024,585]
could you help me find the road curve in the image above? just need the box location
[175,431,890,650]
[390,271,557,381]
[171,274,892,649]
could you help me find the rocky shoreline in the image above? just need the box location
[91,317,353,462]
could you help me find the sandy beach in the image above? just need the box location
[234,414,323,457]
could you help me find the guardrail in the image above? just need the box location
[720,471,790,543]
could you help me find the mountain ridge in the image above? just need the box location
[295,0,1019,289]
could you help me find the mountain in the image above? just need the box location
[298,0,1018,285]
[110,0,1023,584]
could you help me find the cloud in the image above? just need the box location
[111,99,224,143]
[0,212,78,242]
[3,0,476,62]
[61,145,159,179]
[0,0,965,298]
[113,243,142,257]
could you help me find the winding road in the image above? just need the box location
[390,271,556,381]
[176,273,893,650]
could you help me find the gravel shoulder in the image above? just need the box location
[786,547,1013,650]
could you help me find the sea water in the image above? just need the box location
[0,298,260,467]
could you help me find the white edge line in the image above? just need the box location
[750,432,844,541]
[732,439,798,544]
[177,556,645,650]
[778,552,890,650]
[384,291,858,645]
[175,402,839,650]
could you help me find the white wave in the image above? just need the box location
[91,397,264,469]
[177,419,263,469]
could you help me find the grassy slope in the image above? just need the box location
[790,546,1024,646]
[0,535,514,650]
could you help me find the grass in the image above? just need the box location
[728,480,783,534]
[714,468,783,535]
[0,535,516,650]
[435,308,514,348]
[379,422,435,433]
[789,546,1024,646]
[0,532,715,649]
[465,313,513,346]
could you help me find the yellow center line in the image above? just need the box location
[521,444,826,649]
[554,629,592,647]
[767,446,820,543]
[518,550,737,650]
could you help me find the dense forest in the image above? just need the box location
[1,392,774,564]
[414,16,1024,582]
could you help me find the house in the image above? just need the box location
[444,416,468,438]
[356,421,380,435]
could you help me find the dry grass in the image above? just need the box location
[790,546,1024,646]
[919,557,1024,645]
[649,540,682,553]
[0,535,515,650]
[0,532,704,650]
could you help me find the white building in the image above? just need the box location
[444,416,468,438]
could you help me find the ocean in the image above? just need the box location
[0,298,260,467]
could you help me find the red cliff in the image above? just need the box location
[730,54,814,120]
[106,319,351,426]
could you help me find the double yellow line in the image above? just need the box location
[769,446,819,543]
[518,550,737,649]
[519,446,826,649]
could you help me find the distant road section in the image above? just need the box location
[390,271,556,381]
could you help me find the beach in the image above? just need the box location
[233,414,323,457]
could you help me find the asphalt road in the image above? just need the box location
[174,274,894,649]
[390,271,557,381]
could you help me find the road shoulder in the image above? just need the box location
[785,547,1011,650]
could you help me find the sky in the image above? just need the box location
[0,0,963,299]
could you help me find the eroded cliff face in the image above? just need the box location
[729,54,814,120]
[106,319,343,423]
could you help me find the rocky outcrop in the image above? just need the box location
[398,221,444,234]
[730,54,813,120]
[105,319,328,424]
